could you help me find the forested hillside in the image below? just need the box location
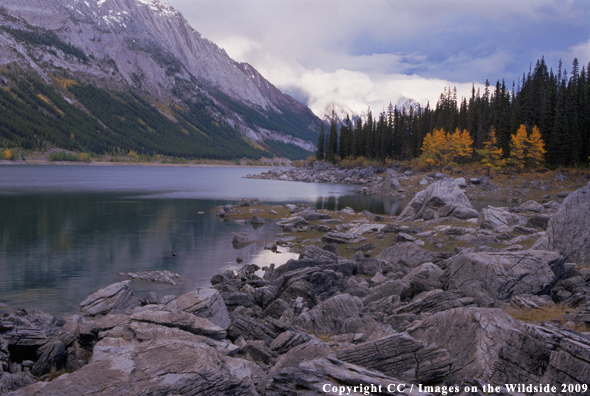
[319,57,590,168]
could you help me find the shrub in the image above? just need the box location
[49,151,79,161]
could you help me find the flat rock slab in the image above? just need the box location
[79,281,139,317]
[130,310,226,339]
[321,230,367,244]
[335,332,451,384]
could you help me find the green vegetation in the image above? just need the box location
[0,69,302,160]
[48,151,80,161]
[263,139,313,160]
[318,57,590,168]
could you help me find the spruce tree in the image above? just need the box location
[316,123,325,160]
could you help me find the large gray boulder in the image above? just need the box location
[376,242,436,274]
[408,307,590,388]
[441,250,564,306]
[266,357,434,396]
[293,294,364,335]
[398,179,478,221]
[477,206,526,232]
[167,288,230,330]
[79,281,139,316]
[533,184,590,266]
[335,332,451,384]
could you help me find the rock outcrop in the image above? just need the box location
[533,183,590,266]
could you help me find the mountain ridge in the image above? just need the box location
[0,0,319,159]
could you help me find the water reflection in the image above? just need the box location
[315,195,412,215]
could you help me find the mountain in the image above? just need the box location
[0,0,319,159]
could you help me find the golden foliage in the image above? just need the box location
[420,128,473,168]
[510,124,546,172]
[526,126,546,172]
[510,125,528,170]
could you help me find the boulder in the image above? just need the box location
[335,332,451,384]
[8,336,260,396]
[441,250,564,306]
[408,307,549,384]
[321,231,367,244]
[533,184,590,266]
[227,314,284,344]
[115,270,181,286]
[511,200,546,213]
[79,281,139,317]
[269,331,312,354]
[266,357,433,396]
[297,210,331,221]
[275,216,309,231]
[398,179,478,221]
[293,294,364,335]
[394,289,475,315]
[401,262,444,297]
[408,307,590,388]
[376,242,436,274]
[250,214,265,225]
[30,338,67,377]
[477,206,526,231]
[167,288,230,330]
[130,310,226,339]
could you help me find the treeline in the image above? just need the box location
[317,57,590,168]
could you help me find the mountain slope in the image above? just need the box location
[0,0,319,159]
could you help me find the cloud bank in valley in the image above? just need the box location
[166,0,590,116]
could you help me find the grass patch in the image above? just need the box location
[506,304,589,332]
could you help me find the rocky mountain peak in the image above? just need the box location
[0,0,319,157]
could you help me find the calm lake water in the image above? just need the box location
[0,165,408,315]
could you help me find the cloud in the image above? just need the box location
[166,0,590,116]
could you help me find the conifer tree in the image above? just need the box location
[526,125,546,173]
[510,125,528,171]
[316,123,325,160]
[326,112,338,163]
[477,129,504,176]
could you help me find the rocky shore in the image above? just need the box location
[245,161,585,202]
[2,179,590,395]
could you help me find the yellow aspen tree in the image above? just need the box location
[526,126,546,173]
[510,125,528,172]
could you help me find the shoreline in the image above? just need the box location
[0,159,276,168]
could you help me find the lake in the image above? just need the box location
[0,165,408,315]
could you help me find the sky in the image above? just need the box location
[165,0,590,117]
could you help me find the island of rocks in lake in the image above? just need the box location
[2,171,590,395]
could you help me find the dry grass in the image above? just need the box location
[506,304,589,333]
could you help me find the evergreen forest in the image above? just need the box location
[0,68,314,160]
[317,57,590,169]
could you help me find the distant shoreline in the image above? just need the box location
[0,159,278,168]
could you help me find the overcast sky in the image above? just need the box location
[165,0,590,117]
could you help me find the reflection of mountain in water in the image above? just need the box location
[0,193,288,315]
